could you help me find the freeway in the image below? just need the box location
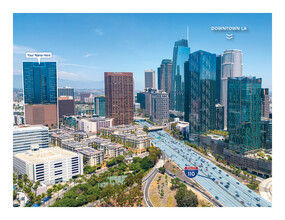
[143,169,158,207]
[138,120,272,207]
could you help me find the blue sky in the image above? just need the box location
[13,13,272,91]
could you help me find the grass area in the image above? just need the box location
[167,195,174,207]
[246,183,259,191]
[150,194,160,207]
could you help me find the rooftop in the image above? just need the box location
[14,147,79,164]
[13,125,48,132]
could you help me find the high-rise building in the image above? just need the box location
[170,39,191,113]
[184,50,216,142]
[13,125,49,154]
[261,88,270,118]
[150,90,169,123]
[104,72,134,125]
[23,62,58,128]
[80,93,90,102]
[58,96,75,122]
[261,117,272,149]
[227,77,262,154]
[157,59,172,94]
[94,96,105,117]
[58,87,74,99]
[144,70,156,89]
[137,92,146,110]
[216,55,222,103]
[220,49,243,130]
[215,104,224,130]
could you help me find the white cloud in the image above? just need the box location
[94,28,104,36]
[84,53,96,58]
[58,71,78,80]
[13,45,36,55]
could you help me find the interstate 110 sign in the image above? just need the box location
[184,167,199,178]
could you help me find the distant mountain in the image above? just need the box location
[13,75,104,90]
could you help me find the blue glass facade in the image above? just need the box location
[227,77,262,154]
[216,55,222,103]
[170,39,190,112]
[184,50,216,142]
[94,96,105,117]
[23,62,57,104]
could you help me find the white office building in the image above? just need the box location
[13,147,83,185]
[13,125,49,154]
[220,49,243,129]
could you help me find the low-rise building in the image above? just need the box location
[13,147,83,185]
[200,133,228,156]
[175,121,190,140]
[78,147,104,166]
[61,140,87,152]
[77,117,114,134]
[50,133,74,147]
[13,125,49,154]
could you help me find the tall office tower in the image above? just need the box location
[170,39,191,113]
[227,77,262,154]
[150,90,169,123]
[261,118,272,149]
[145,70,156,89]
[80,93,90,102]
[23,62,58,128]
[216,55,222,103]
[137,92,146,110]
[184,50,216,142]
[215,104,224,130]
[104,72,134,125]
[13,125,49,154]
[94,96,105,117]
[220,49,243,130]
[58,96,75,122]
[157,59,172,94]
[261,88,270,118]
[58,87,74,99]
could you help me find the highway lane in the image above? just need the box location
[138,120,272,207]
[143,169,158,207]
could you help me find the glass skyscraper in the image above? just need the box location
[170,39,190,113]
[184,50,216,142]
[227,77,262,154]
[216,55,222,103]
[94,96,106,117]
[220,49,243,129]
[23,62,57,105]
[23,62,58,128]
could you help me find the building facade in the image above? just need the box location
[58,96,75,122]
[261,118,272,149]
[170,39,191,113]
[261,88,270,118]
[184,50,216,142]
[157,59,172,94]
[227,77,262,154]
[94,96,105,117]
[13,125,49,154]
[80,93,90,102]
[150,90,169,123]
[220,49,243,129]
[216,55,222,103]
[215,103,224,130]
[13,147,83,185]
[144,70,156,89]
[23,62,58,128]
[104,72,134,125]
[58,87,74,99]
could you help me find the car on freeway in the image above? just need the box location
[236,182,240,185]
[219,177,222,179]
[236,194,240,197]
[215,196,219,200]
[215,181,219,184]
[255,197,260,201]
[256,204,261,207]
[241,201,244,205]
[224,185,229,189]
[220,182,223,185]
[248,190,252,193]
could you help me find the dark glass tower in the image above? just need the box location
[227,77,262,154]
[94,96,105,117]
[216,55,222,103]
[23,62,57,104]
[185,50,216,142]
[170,39,190,112]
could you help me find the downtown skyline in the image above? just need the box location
[13,13,272,91]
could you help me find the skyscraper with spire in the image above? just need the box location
[170,39,190,113]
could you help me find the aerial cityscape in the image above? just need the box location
[13,13,272,208]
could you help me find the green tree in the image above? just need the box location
[175,187,198,207]
[143,126,149,133]
[158,167,166,174]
